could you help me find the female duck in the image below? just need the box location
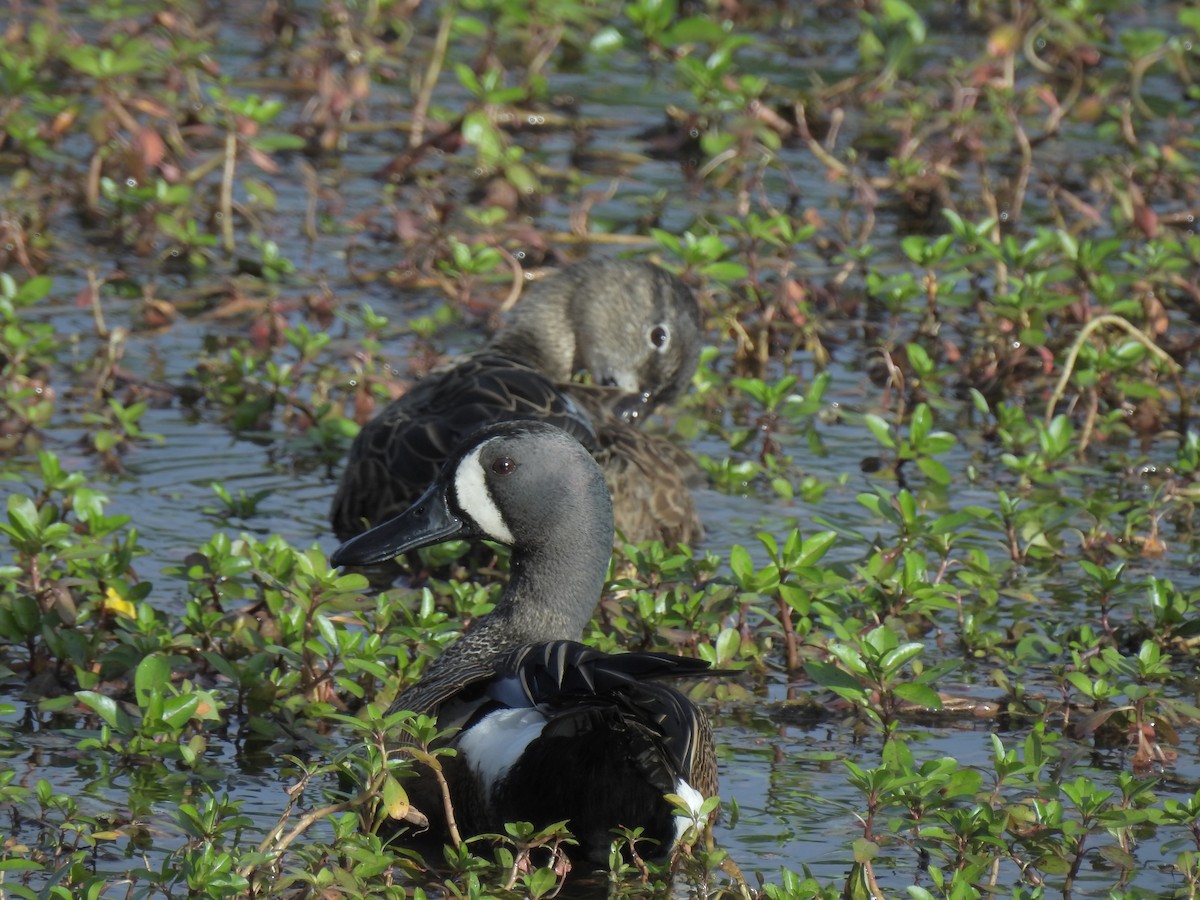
[331,421,718,863]
[330,260,704,551]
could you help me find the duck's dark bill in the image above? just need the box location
[330,484,467,567]
[614,390,653,424]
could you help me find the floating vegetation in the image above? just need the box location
[3,0,1200,896]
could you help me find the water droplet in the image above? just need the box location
[126,178,137,188]
[514,250,526,260]
[689,128,699,138]
[1036,38,1046,49]
[999,211,1009,221]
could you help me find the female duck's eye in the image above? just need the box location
[649,324,669,349]
[491,456,517,475]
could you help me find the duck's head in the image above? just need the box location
[330,420,614,570]
[569,261,702,408]
[493,260,702,414]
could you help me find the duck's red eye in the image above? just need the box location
[491,456,517,475]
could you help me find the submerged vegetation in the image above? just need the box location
[2,0,1200,896]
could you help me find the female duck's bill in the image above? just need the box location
[329,421,720,865]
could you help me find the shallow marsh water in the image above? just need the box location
[3,1,1200,897]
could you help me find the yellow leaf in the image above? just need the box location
[102,587,136,619]
[382,774,410,820]
[406,748,442,771]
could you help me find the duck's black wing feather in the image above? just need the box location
[449,641,714,861]
[331,353,598,540]
[503,640,710,784]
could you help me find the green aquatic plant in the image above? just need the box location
[2,0,1200,896]
[0,275,58,451]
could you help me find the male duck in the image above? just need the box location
[331,421,718,863]
[330,259,704,551]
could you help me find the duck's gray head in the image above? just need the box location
[330,420,614,569]
[491,260,702,410]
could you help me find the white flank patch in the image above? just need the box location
[458,707,547,793]
[672,780,707,845]
[454,443,516,544]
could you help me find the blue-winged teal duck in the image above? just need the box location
[330,421,718,863]
[330,260,704,551]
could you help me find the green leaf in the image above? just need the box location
[805,659,866,694]
[15,275,53,303]
[863,414,895,449]
[714,626,740,664]
[524,866,558,897]
[664,16,727,44]
[505,163,539,196]
[852,837,879,863]
[729,544,754,585]
[918,432,956,454]
[1064,671,1097,695]
[589,26,624,53]
[0,859,44,872]
[881,642,925,673]
[4,494,40,540]
[893,683,942,709]
[905,342,933,376]
[315,612,337,647]
[909,403,932,443]
[461,110,495,148]
[881,0,926,42]
[250,133,306,152]
[75,691,133,732]
[162,693,202,729]
[134,654,172,707]
[916,456,951,486]
[699,261,748,282]
[454,63,481,96]
[825,642,868,677]
[797,530,837,566]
